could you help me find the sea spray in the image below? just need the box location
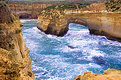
[22,20,121,80]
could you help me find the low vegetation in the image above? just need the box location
[40,3,89,18]
[105,0,121,12]
[0,1,8,7]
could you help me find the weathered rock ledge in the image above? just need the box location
[37,12,68,36]
[37,12,121,41]
[37,2,121,79]
[37,2,121,41]
[8,2,52,19]
[75,68,121,80]
[0,2,35,80]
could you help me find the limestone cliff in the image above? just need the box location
[37,9,68,36]
[8,2,52,19]
[36,3,105,37]
[0,2,35,80]
[37,2,121,41]
[74,68,121,80]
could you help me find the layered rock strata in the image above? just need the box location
[0,2,35,80]
[37,11,68,36]
[37,3,121,41]
[74,68,121,80]
[8,2,52,19]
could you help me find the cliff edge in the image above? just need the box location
[37,1,121,41]
[8,2,52,19]
[0,2,35,80]
[75,68,121,80]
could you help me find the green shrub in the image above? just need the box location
[110,0,115,3]
[111,5,116,9]
[40,3,88,19]
[105,0,121,12]
[0,1,8,7]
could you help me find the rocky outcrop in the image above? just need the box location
[37,3,90,36]
[71,13,121,41]
[36,3,105,36]
[105,0,121,12]
[37,2,121,41]
[0,2,35,80]
[74,68,121,80]
[37,10,68,36]
[8,2,52,19]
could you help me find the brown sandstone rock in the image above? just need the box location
[37,11,121,41]
[37,10,68,36]
[37,2,121,41]
[8,2,52,19]
[0,2,35,80]
[74,68,121,80]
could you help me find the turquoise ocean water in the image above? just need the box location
[21,20,121,80]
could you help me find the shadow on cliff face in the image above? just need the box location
[0,2,15,23]
[0,2,36,80]
[45,25,69,37]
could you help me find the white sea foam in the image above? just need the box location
[23,27,43,39]
[47,34,57,38]
[20,19,37,23]
[79,45,105,60]
[22,21,121,80]
[103,40,121,46]
[89,50,104,57]
[31,54,97,80]
[20,20,32,23]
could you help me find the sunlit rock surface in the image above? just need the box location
[37,2,121,41]
[0,2,35,80]
[37,10,69,36]
[75,68,121,80]
[8,2,52,19]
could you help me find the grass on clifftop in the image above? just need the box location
[105,0,121,12]
[41,3,89,11]
[40,3,89,18]
[0,1,8,7]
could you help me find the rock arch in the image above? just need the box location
[37,13,121,41]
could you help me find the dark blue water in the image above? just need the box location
[21,20,121,80]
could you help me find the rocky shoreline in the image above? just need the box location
[36,2,121,79]
[75,68,121,80]
[37,12,121,41]
[0,0,121,80]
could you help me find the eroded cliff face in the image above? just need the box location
[36,3,106,37]
[37,10,68,36]
[8,2,52,19]
[37,2,121,41]
[0,2,35,80]
[74,68,121,80]
[70,13,121,41]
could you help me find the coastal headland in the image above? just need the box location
[0,0,121,80]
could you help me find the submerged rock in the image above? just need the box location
[67,45,75,49]
[74,68,121,80]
